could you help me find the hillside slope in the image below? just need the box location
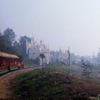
[10,64,100,100]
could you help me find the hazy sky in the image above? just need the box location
[0,0,100,57]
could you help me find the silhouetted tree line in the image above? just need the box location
[0,28,40,65]
[81,58,92,79]
[0,28,20,56]
[1,28,100,66]
[0,28,30,56]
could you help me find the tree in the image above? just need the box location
[19,36,31,56]
[3,28,16,45]
[71,59,76,65]
[6,46,21,56]
[96,52,100,63]
[13,40,19,47]
[0,41,20,56]
[81,58,92,79]
[31,57,40,65]
[0,32,4,44]
[35,57,40,65]
[0,29,21,56]
[70,53,76,65]
[39,53,45,68]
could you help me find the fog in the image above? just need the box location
[0,0,100,56]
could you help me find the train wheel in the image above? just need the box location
[17,66,20,69]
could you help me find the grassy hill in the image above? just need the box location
[9,64,100,100]
[23,57,37,68]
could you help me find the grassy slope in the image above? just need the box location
[23,57,37,68]
[10,64,100,100]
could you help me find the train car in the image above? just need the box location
[17,55,24,69]
[0,51,24,72]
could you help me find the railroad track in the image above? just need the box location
[0,66,42,99]
[0,68,19,76]
[0,66,41,78]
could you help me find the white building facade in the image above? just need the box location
[26,37,50,66]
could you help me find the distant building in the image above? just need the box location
[26,37,50,66]
[50,49,68,64]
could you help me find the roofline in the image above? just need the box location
[0,51,19,59]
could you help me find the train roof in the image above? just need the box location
[0,51,19,59]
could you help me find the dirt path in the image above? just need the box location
[0,67,41,99]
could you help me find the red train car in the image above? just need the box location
[0,51,24,71]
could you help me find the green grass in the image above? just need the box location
[46,63,78,74]
[23,57,37,68]
[9,63,100,100]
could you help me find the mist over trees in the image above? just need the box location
[81,58,92,79]
[0,28,31,57]
[1,28,100,67]
[96,52,100,63]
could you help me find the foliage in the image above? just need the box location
[81,58,92,79]
[39,53,45,58]
[13,40,19,47]
[0,29,21,56]
[28,57,40,65]
[70,53,76,64]
[33,57,40,65]
[23,57,37,68]
[18,36,31,57]
[0,40,20,56]
[0,32,4,43]
[39,53,45,67]
[10,65,100,100]
[96,52,100,63]
[71,59,76,64]
[6,46,21,56]
[0,29,39,66]
[3,28,16,46]
[60,61,67,66]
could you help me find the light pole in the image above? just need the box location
[67,47,70,74]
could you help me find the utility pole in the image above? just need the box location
[67,47,70,74]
